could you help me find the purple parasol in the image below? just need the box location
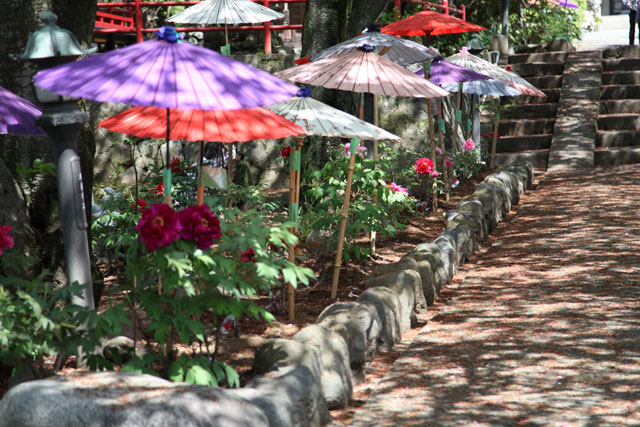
[0,85,45,136]
[33,27,299,111]
[415,57,490,85]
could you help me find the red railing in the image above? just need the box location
[393,0,466,20]
[94,0,464,54]
[94,0,304,54]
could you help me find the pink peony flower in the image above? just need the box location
[387,182,409,197]
[135,203,181,251]
[0,225,14,256]
[178,205,221,250]
[435,147,443,155]
[463,139,475,151]
[445,157,454,168]
[344,142,367,158]
[431,170,440,177]
[415,157,434,175]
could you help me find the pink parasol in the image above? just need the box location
[0,85,45,136]
[275,46,448,98]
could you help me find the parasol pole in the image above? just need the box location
[331,137,360,300]
[227,143,234,198]
[163,108,172,205]
[197,140,205,205]
[436,99,449,201]
[287,136,304,322]
[423,62,437,211]
[452,82,463,155]
[490,111,500,169]
[369,93,379,254]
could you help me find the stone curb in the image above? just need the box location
[0,163,534,427]
[251,161,535,424]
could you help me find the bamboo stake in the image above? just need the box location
[369,94,379,254]
[436,99,449,202]
[490,111,500,169]
[331,138,360,300]
[452,83,463,155]
[163,108,172,205]
[197,140,205,205]
[227,143,234,196]
[287,140,297,322]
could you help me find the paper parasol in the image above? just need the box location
[0,85,45,135]
[276,46,448,98]
[381,10,485,37]
[310,26,439,66]
[167,0,284,25]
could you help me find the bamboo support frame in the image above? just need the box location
[426,99,437,211]
[196,140,205,205]
[369,95,379,254]
[331,138,360,300]
[452,84,463,155]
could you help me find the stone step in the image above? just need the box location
[522,75,563,89]
[499,118,555,136]
[496,134,552,152]
[602,45,640,59]
[602,58,640,72]
[600,99,640,114]
[598,114,640,131]
[507,62,564,77]
[502,88,560,104]
[507,51,569,64]
[595,146,640,166]
[494,149,549,169]
[600,84,640,100]
[602,71,640,85]
[597,130,640,147]
[502,103,558,119]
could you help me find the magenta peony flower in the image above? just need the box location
[135,203,181,251]
[0,225,14,256]
[445,157,454,168]
[463,139,475,151]
[178,205,221,250]
[415,157,434,175]
[432,170,440,177]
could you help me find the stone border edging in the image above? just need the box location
[0,163,534,427]
[251,161,535,426]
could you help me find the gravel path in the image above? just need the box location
[347,166,640,426]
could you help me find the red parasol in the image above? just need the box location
[99,106,305,204]
[380,10,486,37]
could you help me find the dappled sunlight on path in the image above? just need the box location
[348,166,640,426]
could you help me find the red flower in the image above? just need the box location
[134,203,181,251]
[0,225,14,256]
[132,198,147,211]
[170,157,183,174]
[152,183,165,199]
[178,205,222,250]
[415,157,434,175]
[280,146,291,159]
[241,248,256,262]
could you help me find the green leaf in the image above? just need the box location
[282,267,297,287]
[168,361,185,382]
[185,364,217,386]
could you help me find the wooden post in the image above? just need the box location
[331,138,360,300]
[369,94,379,254]
[490,112,500,169]
[264,0,272,54]
[423,63,437,211]
[135,0,143,43]
[227,143,234,203]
